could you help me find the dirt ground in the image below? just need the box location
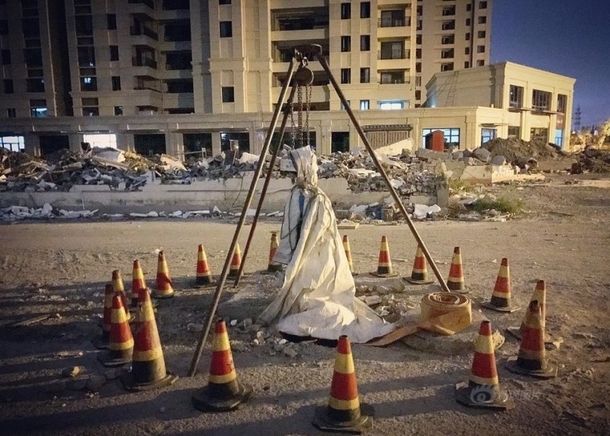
[0,172,609,436]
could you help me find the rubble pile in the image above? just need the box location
[479,137,565,170]
[570,146,610,174]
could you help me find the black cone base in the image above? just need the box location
[193,277,215,288]
[192,381,253,412]
[121,370,178,392]
[370,271,398,278]
[505,358,557,379]
[404,277,434,285]
[481,301,520,313]
[312,403,374,434]
[455,381,514,410]
[152,292,174,299]
[97,351,132,368]
[91,335,110,350]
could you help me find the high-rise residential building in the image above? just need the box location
[0,0,573,156]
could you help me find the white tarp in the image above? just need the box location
[258,146,394,343]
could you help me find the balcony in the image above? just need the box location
[132,57,158,69]
[378,48,409,60]
[130,26,159,40]
[378,16,410,27]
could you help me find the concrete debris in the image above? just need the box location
[482,137,565,169]
[570,146,610,174]
[0,204,99,221]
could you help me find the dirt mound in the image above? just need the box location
[571,146,610,174]
[483,137,563,166]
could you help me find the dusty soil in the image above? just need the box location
[0,173,609,436]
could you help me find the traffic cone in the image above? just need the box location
[505,300,557,379]
[227,243,242,278]
[481,258,519,312]
[313,335,374,433]
[191,319,253,412]
[130,259,146,308]
[370,235,398,277]
[121,287,178,391]
[506,280,550,342]
[92,284,114,350]
[405,245,433,285]
[194,244,214,286]
[152,251,174,299]
[343,235,355,275]
[266,231,282,273]
[455,321,514,410]
[112,269,130,316]
[447,246,468,293]
[98,294,134,367]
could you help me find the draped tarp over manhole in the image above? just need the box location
[258,146,394,343]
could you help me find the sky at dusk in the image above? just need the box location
[490,0,610,127]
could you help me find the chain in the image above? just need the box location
[297,83,303,148]
[305,83,311,146]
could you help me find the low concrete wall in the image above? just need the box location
[0,175,406,214]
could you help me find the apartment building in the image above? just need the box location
[2,0,570,158]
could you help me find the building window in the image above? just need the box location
[107,14,117,30]
[26,78,45,92]
[415,76,421,87]
[481,128,496,145]
[75,15,93,36]
[7,108,16,118]
[478,30,486,38]
[415,90,421,100]
[77,46,95,67]
[340,68,351,84]
[82,107,99,116]
[110,45,119,61]
[465,47,470,55]
[441,34,455,44]
[24,48,43,67]
[557,94,567,113]
[80,76,97,91]
[82,97,98,106]
[532,89,551,111]
[531,127,548,141]
[380,10,406,27]
[478,16,487,24]
[30,99,47,117]
[341,35,351,52]
[465,32,470,40]
[220,21,232,37]
[477,45,485,53]
[416,48,422,59]
[3,79,13,93]
[509,85,523,108]
[416,62,421,73]
[477,60,484,66]
[441,62,454,71]
[479,1,488,9]
[442,6,455,16]
[554,129,564,146]
[422,128,461,147]
[380,71,404,84]
[416,34,422,44]
[441,48,454,59]
[378,100,405,110]
[508,126,520,138]
[360,2,371,18]
[464,61,470,68]
[112,76,121,91]
[466,4,472,11]
[359,100,370,110]
[1,49,10,64]
[441,20,455,30]
[219,0,231,4]
[0,135,25,151]
[341,3,351,19]
[222,86,235,102]
[379,41,405,59]
[465,18,471,26]
[360,35,370,51]
[341,100,350,110]
[114,106,123,116]
[360,67,370,83]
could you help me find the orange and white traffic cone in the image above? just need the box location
[266,231,282,273]
[98,294,134,367]
[313,335,374,433]
[191,320,252,412]
[112,269,130,317]
[130,259,147,308]
[455,320,514,410]
[481,258,519,312]
[505,300,557,379]
[447,246,468,293]
[343,235,355,275]
[152,251,174,299]
[194,244,214,287]
[405,245,433,285]
[370,235,398,277]
[121,287,178,391]
[507,279,549,342]
[92,284,114,350]
[227,243,242,278]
